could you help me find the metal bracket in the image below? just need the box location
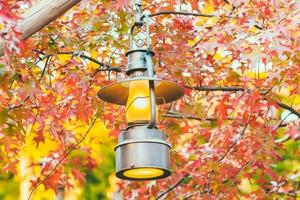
[129,14,151,51]
[144,52,156,128]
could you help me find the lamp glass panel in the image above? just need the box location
[123,168,164,179]
[125,80,157,124]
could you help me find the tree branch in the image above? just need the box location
[275,135,291,143]
[275,101,300,118]
[148,11,215,18]
[189,86,245,92]
[58,52,122,72]
[189,86,300,119]
[27,113,98,200]
[223,0,230,5]
[162,111,215,121]
[163,111,288,127]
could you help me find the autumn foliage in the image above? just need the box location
[0,0,299,199]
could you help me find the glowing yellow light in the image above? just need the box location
[124,168,164,179]
[125,80,157,124]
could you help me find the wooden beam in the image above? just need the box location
[0,0,81,56]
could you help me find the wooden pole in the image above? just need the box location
[0,0,81,56]
[56,186,65,200]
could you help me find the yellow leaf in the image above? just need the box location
[57,54,72,65]
[245,71,268,79]
[213,52,223,61]
[194,18,208,27]
[202,2,214,15]
[213,48,231,62]
[238,178,258,193]
[280,94,300,107]
[249,26,259,33]
[73,121,110,145]
[88,50,100,70]
[193,2,216,27]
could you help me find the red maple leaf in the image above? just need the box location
[43,172,61,191]
[33,122,45,148]
[72,169,85,184]
[109,128,119,138]
[115,0,129,10]
[33,132,45,148]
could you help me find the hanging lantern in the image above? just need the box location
[97,15,184,181]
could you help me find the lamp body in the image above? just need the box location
[115,125,171,180]
[125,80,157,124]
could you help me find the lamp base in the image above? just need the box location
[115,125,171,181]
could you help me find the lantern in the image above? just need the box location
[97,15,184,180]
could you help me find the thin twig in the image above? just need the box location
[159,103,173,125]
[183,192,199,200]
[8,96,30,110]
[39,55,52,81]
[8,54,53,111]
[156,174,190,199]
[27,113,99,200]
[216,159,254,199]
[217,113,251,162]
[27,111,39,138]
[273,112,292,132]
[108,48,118,63]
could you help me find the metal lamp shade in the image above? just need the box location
[115,125,171,180]
[97,77,184,105]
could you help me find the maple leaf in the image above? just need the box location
[287,122,300,140]
[72,169,85,185]
[33,131,45,148]
[115,0,129,10]
[2,159,18,174]
[30,177,41,190]
[215,98,231,127]
[33,122,45,148]
[109,128,119,138]
[85,156,97,169]
[190,0,200,11]
[1,135,19,154]
[43,172,61,191]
